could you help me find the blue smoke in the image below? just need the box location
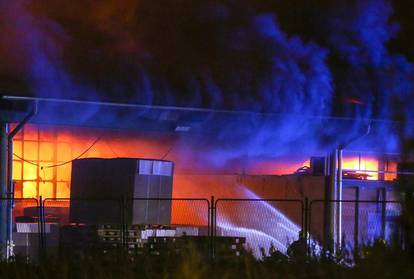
[323,0,414,139]
[1,0,413,165]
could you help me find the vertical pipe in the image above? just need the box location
[325,150,337,250]
[336,148,343,248]
[6,102,37,257]
[323,157,331,246]
[6,134,13,258]
[0,123,8,257]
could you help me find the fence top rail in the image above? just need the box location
[128,197,210,202]
[43,197,121,202]
[0,197,39,203]
[215,198,304,208]
[43,197,210,202]
[215,198,303,202]
[309,199,403,206]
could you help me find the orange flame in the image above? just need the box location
[342,157,379,180]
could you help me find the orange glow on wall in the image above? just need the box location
[22,181,37,198]
[13,124,315,201]
[342,157,379,180]
[384,161,397,181]
[12,122,397,228]
[12,124,184,200]
[341,155,397,181]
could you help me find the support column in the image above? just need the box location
[0,123,8,256]
[336,148,343,248]
[324,150,337,250]
[324,148,343,250]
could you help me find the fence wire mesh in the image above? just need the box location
[42,198,122,252]
[309,200,403,251]
[0,198,40,259]
[0,196,406,261]
[119,198,210,255]
[122,198,210,227]
[214,199,304,257]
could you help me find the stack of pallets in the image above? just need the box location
[146,235,246,258]
[59,224,246,258]
[125,225,145,250]
[97,225,122,248]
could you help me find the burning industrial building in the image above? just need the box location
[0,0,413,260]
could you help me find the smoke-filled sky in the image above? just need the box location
[1,0,412,112]
[0,0,413,159]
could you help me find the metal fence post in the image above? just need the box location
[307,200,312,251]
[121,196,127,249]
[210,195,215,259]
[304,198,309,237]
[38,196,45,253]
[354,188,360,253]
[401,201,407,249]
[381,189,387,240]
[303,198,309,256]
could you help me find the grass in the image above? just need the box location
[1,239,414,279]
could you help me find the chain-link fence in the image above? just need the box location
[123,198,210,228]
[308,200,403,251]
[0,198,40,260]
[214,199,304,258]
[41,197,210,256]
[0,196,406,261]
[42,198,123,253]
[122,198,210,255]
